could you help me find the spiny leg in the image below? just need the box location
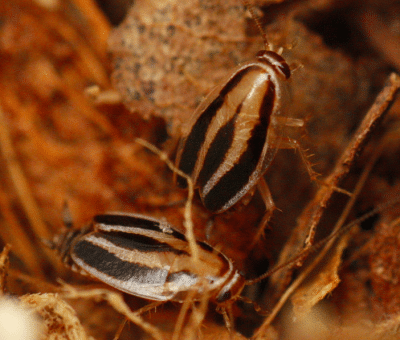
[113,301,166,339]
[133,301,165,316]
[250,177,277,249]
[113,318,128,340]
[279,137,352,196]
[217,304,235,339]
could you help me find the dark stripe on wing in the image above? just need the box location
[202,82,276,212]
[94,214,160,231]
[94,214,187,241]
[73,239,167,284]
[197,106,240,187]
[177,68,252,187]
[96,232,188,254]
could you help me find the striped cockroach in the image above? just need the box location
[52,202,397,309]
[54,212,246,304]
[175,2,308,229]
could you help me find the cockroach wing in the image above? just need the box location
[69,213,238,302]
[176,52,291,213]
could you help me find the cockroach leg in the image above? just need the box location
[275,116,304,128]
[132,301,165,316]
[217,304,235,338]
[279,137,353,197]
[205,217,215,241]
[250,177,277,247]
[280,137,320,180]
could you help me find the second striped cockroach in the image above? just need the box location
[50,196,400,336]
[54,213,245,304]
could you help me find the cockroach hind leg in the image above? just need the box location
[279,137,352,196]
[250,178,277,248]
[279,137,320,181]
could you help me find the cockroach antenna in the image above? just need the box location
[245,195,400,286]
[242,0,271,50]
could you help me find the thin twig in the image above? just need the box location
[61,284,165,340]
[270,73,400,291]
[135,138,199,265]
[255,72,400,337]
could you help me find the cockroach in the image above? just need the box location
[52,200,398,310]
[54,212,246,304]
[175,2,309,231]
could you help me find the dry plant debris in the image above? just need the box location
[20,293,92,340]
[0,0,400,339]
[0,245,91,340]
